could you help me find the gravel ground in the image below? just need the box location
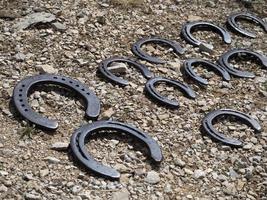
[0,0,267,199]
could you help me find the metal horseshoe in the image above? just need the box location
[181,21,232,46]
[70,120,163,179]
[13,74,101,130]
[145,77,196,108]
[182,58,231,85]
[218,48,267,78]
[202,109,261,147]
[98,57,153,86]
[227,12,267,38]
[131,37,185,64]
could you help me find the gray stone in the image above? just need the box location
[174,158,186,167]
[52,22,67,32]
[145,171,160,184]
[24,193,41,200]
[14,53,26,62]
[72,185,82,194]
[199,43,214,54]
[39,64,58,74]
[14,12,56,30]
[0,184,8,192]
[194,169,206,179]
[112,188,129,200]
[44,156,60,164]
[108,62,127,74]
[51,142,69,151]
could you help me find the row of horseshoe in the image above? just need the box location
[12,12,266,179]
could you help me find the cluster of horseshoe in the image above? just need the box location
[12,12,266,179]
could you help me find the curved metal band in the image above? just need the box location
[218,48,267,78]
[13,74,101,130]
[98,57,153,86]
[145,77,196,108]
[227,12,267,38]
[202,109,261,147]
[183,58,231,85]
[181,21,232,46]
[70,120,163,179]
[131,37,185,64]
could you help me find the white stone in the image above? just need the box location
[145,171,160,184]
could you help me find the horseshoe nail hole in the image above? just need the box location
[24,109,28,112]
[85,130,153,170]
[212,115,257,142]
[81,88,85,91]
[69,81,73,84]
[229,53,263,74]
[76,85,79,87]
[22,85,25,87]
[21,104,25,107]
[19,94,22,97]
[19,89,23,92]
[53,77,58,79]
[86,93,90,95]
[19,99,23,102]
[62,78,66,81]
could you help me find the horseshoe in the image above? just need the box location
[131,37,185,64]
[227,12,267,38]
[181,21,232,46]
[218,48,267,78]
[202,109,261,147]
[13,74,101,130]
[98,57,153,86]
[70,120,163,179]
[182,58,231,85]
[145,77,196,108]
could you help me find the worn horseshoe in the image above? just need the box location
[181,21,232,46]
[98,57,153,86]
[70,120,163,179]
[182,58,231,85]
[218,48,267,78]
[131,37,185,64]
[227,12,267,38]
[202,109,261,147]
[13,74,101,130]
[145,77,196,108]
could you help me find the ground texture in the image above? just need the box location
[0,0,267,199]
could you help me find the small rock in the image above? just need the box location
[0,184,8,192]
[40,169,49,177]
[24,193,41,200]
[79,191,91,199]
[194,169,206,179]
[51,142,69,151]
[187,15,202,21]
[31,99,39,107]
[39,64,58,74]
[102,108,115,119]
[168,61,181,70]
[14,12,56,30]
[112,188,129,200]
[199,43,214,54]
[174,158,186,167]
[14,53,26,62]
[52,22,67,32]
[184,168,194,175]
[44,156,60,164]
[145,171,160,184]
[229,168,238,178]
[243,143,253,150]
[107,62,127,74]
[72,185,82,194]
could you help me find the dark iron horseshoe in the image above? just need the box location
[202,109,261,147]
[181,21,232,46]
[98,57,153,86]
[218,48,267,78]
[145,77,196,108]
[131,37,185,64]
[227,12,267,38]
[13,74,101,130]
[182,58,231,85]
[70,120,163,179]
